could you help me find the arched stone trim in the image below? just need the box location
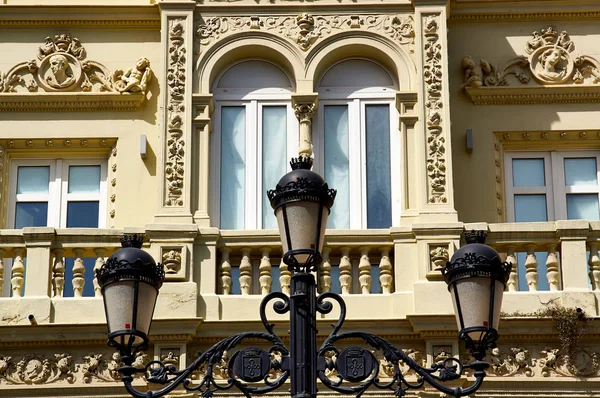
[305,31,416,92]
[196,32,304,93]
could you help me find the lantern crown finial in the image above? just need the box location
[464,230,487,244]
[290,156,313,171]
[120,234,144,249]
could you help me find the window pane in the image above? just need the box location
[69,166,101,193]
[67,201,99,227]
[262,106,287,229]
[220,106,246,230]
[15,202,48,228]
[366,104,391,228]
[17,166,50,194]
[565,158,597,186]
[324,105,349,229]
[514,195,547,222]
[567,194,600,220]
[512,159,545,187]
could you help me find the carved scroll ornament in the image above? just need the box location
[461,27,600,90]
[0,34,152,95]
[197,14,414,53]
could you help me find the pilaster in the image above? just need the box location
[292,94,318,158]
[409,0,457,225]
[192,94,215,227]
[155,0,196,224]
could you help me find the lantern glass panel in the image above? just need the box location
[136,281,159,337]
[275,201,328,264]
[450,277,504,337]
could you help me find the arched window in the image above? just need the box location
[315,59,399,229]
[211,60,298,230]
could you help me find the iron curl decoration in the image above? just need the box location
[316,292,489,398]
[117,291,292,398]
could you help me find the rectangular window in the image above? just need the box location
[8,159,107,228]
[213,101,297,230]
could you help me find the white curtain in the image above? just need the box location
[220,106,246,229]
[262,106,287,229]
[324,105,350,229]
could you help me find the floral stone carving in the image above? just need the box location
[197,14,414,53]
[0,354,75,384]
[0,34,152,96]
[461,27,600,89]
[489,347,534,377]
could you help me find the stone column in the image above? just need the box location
[155,0,195,223]
[292,94,318,158]
[410,0,457,224]
[192,94,214,226]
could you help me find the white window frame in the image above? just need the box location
[505,150,600,221]
[210,98,298,229]
[315,92,400,229]
[8,158,108,228]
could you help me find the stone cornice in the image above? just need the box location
[0,93,147,112]
[449,10,600,23]
[0,5,160,29]
[195,1,414,14]
[464,86,600,105]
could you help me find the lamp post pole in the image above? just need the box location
[97,156,511,398]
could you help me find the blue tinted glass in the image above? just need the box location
[17,166,49,194]
[370,265,381,294]
[230,266,241,295]
[262,107,287,229]
[69,166,101,193]
[15,202,48,228]
[66,202,99,228]
[366,104,391,228]
[513,159,545,187]
[271,265,281,292]
[63,257,97,297]
[514,195,547,222]
[567,194,600,220]
[329,265,341,294]
[565,158,597,186]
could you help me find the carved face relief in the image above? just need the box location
[39,53,81,91]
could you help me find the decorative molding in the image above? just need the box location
[108,145,118,227]
[0,19,160,29]
[464,85,600,105]
[197,13,414,53]
[489,347,534,377]
[422,14,447,204]
[449,11,600,24]
[0,92,146,112]
[165,18,186,207]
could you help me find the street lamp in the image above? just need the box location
[98,156,510,398]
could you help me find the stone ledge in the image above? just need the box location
[465,85,600,105]
[0,92,146,112]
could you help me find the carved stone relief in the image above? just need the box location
[162,247,183,274]
[165,19,186,207]
[0,34,152,95]
[428,245,449,272]
[197,14,414,53]
[422,14,447,204]
[461,27,600,89]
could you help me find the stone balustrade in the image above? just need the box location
[0,222,599,325]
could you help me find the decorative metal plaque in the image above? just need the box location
[233,347,271,382]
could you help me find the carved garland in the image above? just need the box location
[197,14,415,53]
[165,19,186,207]
[422,15,447,204]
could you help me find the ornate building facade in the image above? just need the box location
[0,0,599,397]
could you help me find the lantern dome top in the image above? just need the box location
[267,156,336,211]
[96,234,164,290]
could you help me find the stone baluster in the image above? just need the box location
[239,248,252,295]
[358,247,372,294]
[546,244,560,291]
[339,247,352,295]
[319,246,332,293]
[0,248,4,296]
[259,247,272,295]
[524,245,539,292]
[505,246,518,292]
[379,247,393,294]
[279,257,291,295]
[93,248,106,297]
[589,242,600,290]
[72,248,86,297]
[52,249,65,297]
[11,248,25,297]
[220,248,232,295]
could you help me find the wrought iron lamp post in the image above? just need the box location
[98,157,511,398]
